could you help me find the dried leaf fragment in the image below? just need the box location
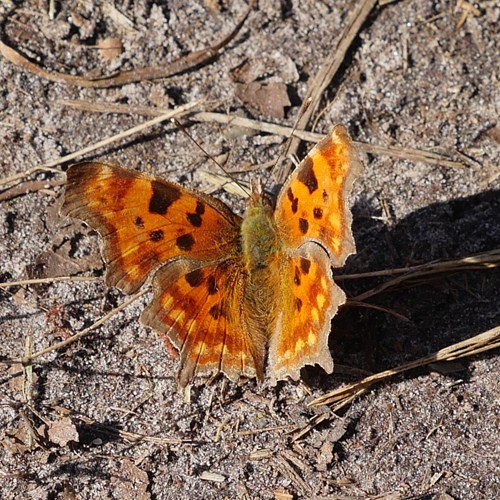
[199,471,226,482]
[112,459,150,500]
[98,38,123,60]
[235,81,290,119]
[47,417,79,446]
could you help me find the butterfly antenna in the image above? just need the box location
[270,97,313,185]
[171,118,251,197]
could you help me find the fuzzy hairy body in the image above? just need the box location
[240,200,282,363]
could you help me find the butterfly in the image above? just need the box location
[62,124,362,386]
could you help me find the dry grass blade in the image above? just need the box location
[309,325,500,407]
[0,1,254,88]
[0,101,201,190]
[0,276,99,288]
[198,170,249,197]
[53,103,466,169]
[350,249,500,302]
[10,289,148,365]
[282,0,379,182]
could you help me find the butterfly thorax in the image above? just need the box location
[240,197,279,274]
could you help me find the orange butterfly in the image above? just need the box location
[62,125,362,386]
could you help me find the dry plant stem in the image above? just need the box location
[0,1,254,88]
[309,325,500,407]
[282,0,379,182]
[54,102,466,169]
[0,166,60,190]
[0,102,201,189]
[15,289,148,364]
[0,178,65,202]
[351,250,500,302]
[0,276,99,288]
[337,249,500,280]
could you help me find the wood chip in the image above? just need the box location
[199,471,226,482]
[98,38,123,60]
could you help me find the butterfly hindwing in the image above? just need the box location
[267,242,343,382]
[141,258,265,385]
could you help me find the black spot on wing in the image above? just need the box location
[299,218,309,234]
[176,233,195,251]
[296,297,303,312]
[186,201,206,227]
[186,269,204,287]
[209,304,222,319]
[291,197,299,214]
[150,229,164,242]
[207,275,217,295]
[313,207,323,219]
[149,181,181,215]
[195,201,205,215]
[300,258,311,275]
[297,157,318,194]
[187,212,202,227]
[134,216,145,228]
[294,266,301,286]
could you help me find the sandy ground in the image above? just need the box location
[1,1,499,499]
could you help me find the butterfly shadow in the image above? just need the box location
[305,188,500,389]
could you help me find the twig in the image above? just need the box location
[282,0,379,182]
[309,325,500,407]
[0,1,254,88]
[0,178,65,202]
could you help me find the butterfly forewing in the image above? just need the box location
[274,124,361,266]
[62,162,241,294]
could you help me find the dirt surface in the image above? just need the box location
[1,1,499,499]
